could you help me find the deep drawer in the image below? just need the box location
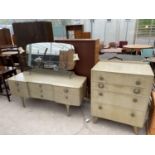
[91,82,152,96]
[91,70,153,88]
[91,90,149,111]
[91,103,146,127]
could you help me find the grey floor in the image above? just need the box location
[0,95,145,135]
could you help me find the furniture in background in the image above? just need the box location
[65,25,84,39]
[12,21,54,50]
[100,53,145,62]
[119,41,128,48]
[56,39,100,92]
[0,66,17,101]
[141,48,154,58]
[0,28,13,47]
[8,70,86,116]
[91,61,154,134]
[0,47,26,72]
[74,31,91,39]
[123,44,153,55]
[147,91,155,134]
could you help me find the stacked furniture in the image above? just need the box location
[8,70,86,116]
[91,61,154,133]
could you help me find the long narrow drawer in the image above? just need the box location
[91,90,149,111]
[91,71,153,88]
[91,103,146,127]
[8,80,29,97]
[54,86,82,106]
[91,82,152,96]
[28,83,54,101]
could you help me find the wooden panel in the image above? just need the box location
[91,90,149,111]
[91,103,146,127]
[13,21,54,49]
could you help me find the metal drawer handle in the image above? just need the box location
[64,89,69,93]
[135,80,141,85]
[98,105,102,110]
[130,113,135,117]
[133,88,140,94]
[99,76,104,81]
[133,98,138,103]
[98,83,104,88]
[98,92,103,96]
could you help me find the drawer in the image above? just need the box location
[91,90,149,111]
[54,86,82,106]
[92,82,152,96]
[28,83,54,100]
[91,103,146,127]
[8,80,29,97]
[91,71,153,88]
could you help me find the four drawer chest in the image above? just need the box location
[91,61,154,133]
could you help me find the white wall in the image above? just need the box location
[80,19,136,45]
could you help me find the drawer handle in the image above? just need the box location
[130,113,135,117]
[99,76,104,81]
[65,96,68,99]
[16,82,19,86]
[40,95,44,98]
[98,83,104,89]
[135,80,141,85]
[64,89,69,93]
[98,106,102,110]
[98,92,103,96]
[17,88,20,92]
[133,88,140,94]
[133,98,138,103]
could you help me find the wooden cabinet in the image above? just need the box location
[91,61,154,133]
[8,70,86,115]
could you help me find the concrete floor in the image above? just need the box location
[0,95,146,135]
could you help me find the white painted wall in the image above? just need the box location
[79,19,136,45]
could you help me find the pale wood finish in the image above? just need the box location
[91,61,154,132]
[8,70,86,115]
[123,44,153,49]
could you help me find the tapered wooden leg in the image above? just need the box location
[133,126,139,134]
[21,97,26,108]
[92,117,98,123]
[66,104,70,116]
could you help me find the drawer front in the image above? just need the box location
[91,90,149,111]
[91,71,153,88]
[8,80,29,97]
[28,83,54,100]
[91,103,146,127]
[54,86,81,106]
[92,82,151,96]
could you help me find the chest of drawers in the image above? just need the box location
[91,61,154,133]
[8,70,86,115]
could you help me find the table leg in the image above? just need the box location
[21,97,26,108]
